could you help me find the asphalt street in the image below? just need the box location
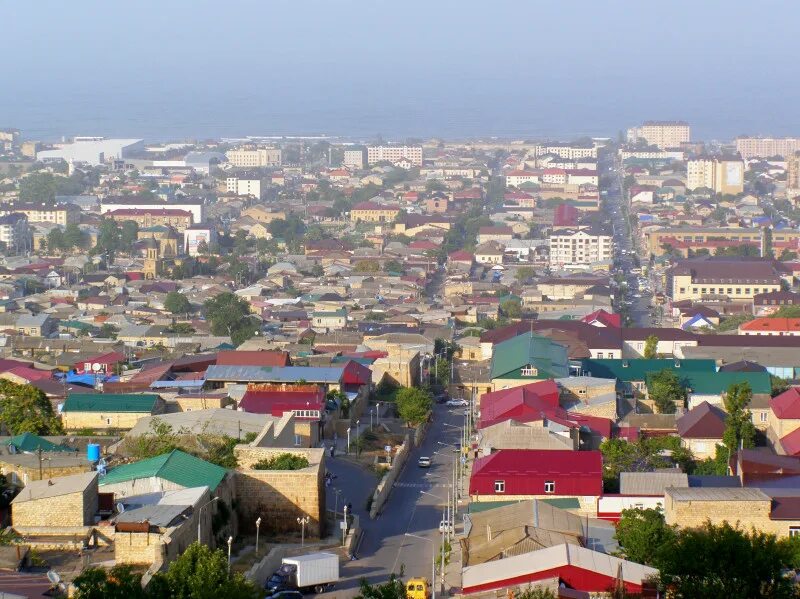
[321,403,464,597]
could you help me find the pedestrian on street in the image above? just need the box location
[329,445,335,459]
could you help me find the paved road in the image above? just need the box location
[321,404,464,597]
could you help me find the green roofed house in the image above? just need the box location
[581,358,716,398]
[673,371,772,411]
[99,449,229,494]
[61,393,164,431]
[6,433,75,454]
[490,332,569,390]
[312,308,347,332]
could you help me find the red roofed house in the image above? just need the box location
[740,317,800,336]
[553,203,579,228]
[676,401,727,459]
[478,380,560,429]
[215,350,291,367]
[469,449,603,511]
[105,208,193,231]
[768,388,800,455]
[240,384,325,446]
[448,250,474,267]
[76,351,126,375]
[581,309,621,328]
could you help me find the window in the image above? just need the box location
[494,480,505,493]
[790,527,800,538]
[106,418,112,425]
[520,365,538,377]
[760,412,768,423]
[294,434,302,446]
[544,481,555,494]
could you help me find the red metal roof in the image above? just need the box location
[478,380,560,429]
[770,387,800,419]
[240,387,325,418]
[216,350,290,367]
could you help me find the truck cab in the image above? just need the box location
[406,578,429,599]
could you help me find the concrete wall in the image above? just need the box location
[62,410,156,431]
[234,446,325,537]
[245,546,287,587]
[12,486,98,528]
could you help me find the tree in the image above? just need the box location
[384,259,405,274]
[149,542,261,599]
[47,227,66,253]
[120,220,139,247]
[0,380,62,435]
[204,292,259,346]
[73,565,149,599]
[515,266,535,283]
[63,223,88,249]
[722,381,756,451]
[355,573,406,599]
[19,172,57,203]
[500,298,522,319]
[354,260,380,273]
[643,334,658,359]
[164,291,192,315]
[95,218,121,259]
[655,521,795,598]
[396,387,433,426]
[167,322,195,335]
[614,507,677,566]
[647,369,686,414]
[771,375,790,398]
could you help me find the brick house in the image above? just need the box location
[11,471,98,528]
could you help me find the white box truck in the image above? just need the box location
[265,552,339,594]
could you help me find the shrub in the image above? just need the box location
[251,453,310,470]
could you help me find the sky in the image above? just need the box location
[4,0,800,141]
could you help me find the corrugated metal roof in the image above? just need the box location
[62,393,160,413]
[205,365,344,383]
[620,472,689,495]
[116,504,189,528]
[100,449,227,490]
[7,432,75,453]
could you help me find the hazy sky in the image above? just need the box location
[4,0,800,141]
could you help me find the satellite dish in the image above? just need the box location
[116,502,125,514]
[91,363,102,372]
[47,571,62,585]
[8,445,16,454]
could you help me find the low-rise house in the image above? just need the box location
[767,388,800,455]
[61,393,164,431]
[239,385,325,447]
[15,313,56,337]
[676,401,727,459]
[312,308,347,332]
[11,471,98,529]
[469,449,603,514]
[490,332,570,390]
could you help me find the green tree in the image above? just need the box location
[355,573,406,599]
[204,292,259,346]
[73,565,149,599]
[354,260,380,273]
[63,223,88,249]
[252,453,310,470]
[267,215,306,243]
[396,387,433,425]
[19,172,57,203]
[771,375,790,397]
[643,334,658,359]
[647,369,686,414]
[515,266,535,283]
[655,521,795,598]
[0,380,62,435]
[164,291,192,315]
[722,381,756,451]
[120,220,139,248]
[167,322,195,335]
[614,507,677,566]
[47,227,66,253]
[384,259,405,274]
[500,298,522,319]
[149,542,261,599]
[95,218,121,258]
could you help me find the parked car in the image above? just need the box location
[418,456,432,468]
[434,393,449,404]
[439,520,454,533]
[446,398,468,407]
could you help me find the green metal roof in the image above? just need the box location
[581,359,716,382]
[539,497,581,509]
[659,371,772,396]
[62,393,160,413]
[99,449,227,490]
[7,433,75,453]
[468,500,520,513]
[490,332,570,380]
[313,309,347,317]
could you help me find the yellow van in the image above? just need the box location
[406,578,429,599]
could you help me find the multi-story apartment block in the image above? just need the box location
[669,259,783,303]
[343,148,367,169]
[350,201,401,223]
[627,121,690,149]
[366,145,423,166]
[643,227,767,257]
[786,152,800,190]
[225,147,282,168]
[0,213,29,252]
[534,143,597,160]
[225,176,264,198]
[686,157,744,194]
[101,197,205,224]
[105,208,193,231]
[549,228,613,270]
[735,137,800,160]
[0,202,79,225]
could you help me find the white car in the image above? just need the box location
[418,456,432,468]
[439,520,454,533]
[446,398,468,407]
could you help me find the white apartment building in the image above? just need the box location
[627,121,690,149]
[735,137,800,160]
[549,228,613,270]
[619,149,685,161]
[367,145,423,166]
[534,144,597,159]
[0,203,79,225]
[505,170,541,187]
[343,148,367,169]
[686,157,744,194]
[225,177,263,198]
[0,214,29,252]
[225,147,282,168]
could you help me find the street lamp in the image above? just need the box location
[376,401,381,427]
[342,504,349,547]
[227,535,233,574]
[197,496,219,544]
[405,533,436,599]
[255,517,262,556]
[333,488,343,521]
[297,515,310,546]
[355,420,360,456]
[347,426,351,454]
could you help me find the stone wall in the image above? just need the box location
[62,410,154,431]
[0,460,92,485]
[245,546,287,587]
[12,487,98,528]
[369,435,411,519]
[234,446,324,537]
[661,495,800,536]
